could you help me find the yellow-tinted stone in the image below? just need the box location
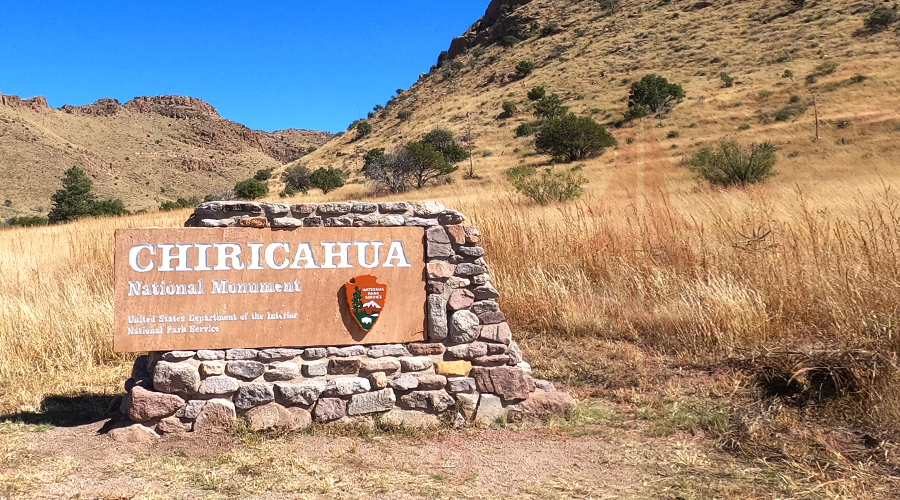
[436,360,472,377]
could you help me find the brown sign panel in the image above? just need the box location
[114,227,426,352]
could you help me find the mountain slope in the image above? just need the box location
[0,94,332,217]
[291,0,900,201]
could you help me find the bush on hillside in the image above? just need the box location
[533,93,569,120]
[254,169,272,181]
[515,123,535,137]
[541,23,559,36]
[688,141,777,186]
[623,104,650,122]
[502,100,518,117]
[6,216,48,228]
[423,128,470,164]
[535,113,617,162]
[397,110,413,121]
[515,60,535,77]
[48,166,129,223]
[310,167,345,194]
[500,35,518,48]
[234,178,269,199]
[719,72,735,87]
[281,165,312,194]
[160,197,199,211]
[356,121,373,139]
[527,86,546,101]
[628,74,686,116]
[865,7,898,31]
[506,165,587,204]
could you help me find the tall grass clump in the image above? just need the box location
[687,141,777,186]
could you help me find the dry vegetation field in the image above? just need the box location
[3,0,900,497]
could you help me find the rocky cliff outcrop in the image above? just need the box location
[0,93,51,113]
[61,98,122,116]
[124,95,219,120]
[447,0,536,60]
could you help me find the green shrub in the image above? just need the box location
[502,100,518,117]
[500,35,518,47]
[423,128,470,164]
[515,60,535,76]
[7,216,48,227]
[815,61,839,76]
[688,141,777,186]
[398,110,413,121]
[234,178,269,199]
[782,69,794,79]
[865,7,898,31]
[527,86,546,101]
[48,166,129,223]
[535,113,618,162]
[850,74,868,83]
[628,74,686,115]
[281,165,312,194]
[738,123,751,130]
[506,165,587,204]
[805,74,818,84]
[624,104,650,122]
[279,187,296,198]
[161,197,198,211]
[533,93,569,120]
[254,169,272,181]
[541,23,559,36]
[310,167,345,194]
[306,146,317,153]
[356,121,373,138]
[719,72,735,87]
[515,123,535,137]
[667,130,679,138]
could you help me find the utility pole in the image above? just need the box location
[812,92,820,142]
[464,113,476,179]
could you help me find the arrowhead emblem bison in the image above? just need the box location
[344,275,388,331]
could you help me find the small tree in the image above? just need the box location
[628,74,686,119]
[533,93,569,120]
[500,35,518,47]
[254,169,272,181]
[688,141,777,186]
[719,72,735,87]
[397,110,413,121]
[406,141,458,188]
[356,121,373,139]
[506,165,587,204]
[527,86,546,101]
[234,178,269,199]
[310,167,345,194]
[623,104,650,122]
[535,113,617,162]
[423,128,470,164]
[281,165,312,194]
[515,60,535,77]
[515,123,535,137]
[365,146,415,194]
[502,100,518,117]
[46,166,126,222]
[363,147,386,173]
[865,7,898,31]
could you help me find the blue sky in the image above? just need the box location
[0,1,488,133]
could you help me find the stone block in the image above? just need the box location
[464,226,482,244]
[399,357,433,372]
[378,201,411,213]
[258,348,304,361]
[379,409,441,428]
[406,217,439,227]
[324,377,371,396]
[390,373,419,391]
[291,203,317,215]
[264,362,300,381]
[478,311,507,325]
[302,361,328,377]
[426,261,455,280]
[259,202,290,218]
[153,361,200,394]
[276,380,327,406]
[303,348,327,359]
[359,358,401,375]
[194,399,236,433]
[245,402,294,431]
[435,360,473,377]
[473,355,509,367]
[400,390,455,413]
[348,388,396,416]
[473,283,500,300]
[303,216,323,227]
[366,344,407,358]
[427,294,448,341]
[507,341,523,365]
[425,281,446,294]
[272,217,304,228]
[286,407,313,430]
[446,277,471,289]
[351,202,378,213]
[162,350,195,361]
[445,225,466,245]
[127,386,185,422]
[412,201,445,217]
[314,398,346,422]
[449,310,480,344]
[457,246,485,258]
[196,350,225,361]
[226,348,259,360]
[456,393,479,420]
[327,345,366,357]
[534,379,557,392]
[471,300,499,315]
[238,216,268,228]
[369,372,389,389]
[486,343,507,355]
[199,361,225,377]
[407,343,446,356]
[317,202,352,215]
[437,210,466,225]
[478,323,512,345]
[324,216,353,227]
[226,361,265,380]
[506,391,577,423]
[447,377,476,393]
[446,342,488,361]
[108,422,159,442]
[415,374,448,391]
[426,226,450,244]
[175,400,206,419]
[470,366,535,402]
[447,289,475,311]
[383,215,405,226]
[328,358,361,375]
[454,263,487,276]
[198,375,240,396]
[427,240,453,258]
[235,383,275,410]
[474,394,503,426]
[156,416,189,434]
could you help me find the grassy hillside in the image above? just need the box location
[0,95,332,218]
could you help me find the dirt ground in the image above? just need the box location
[0,394,850,500]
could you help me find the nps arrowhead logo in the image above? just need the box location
[345,275,387,331]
